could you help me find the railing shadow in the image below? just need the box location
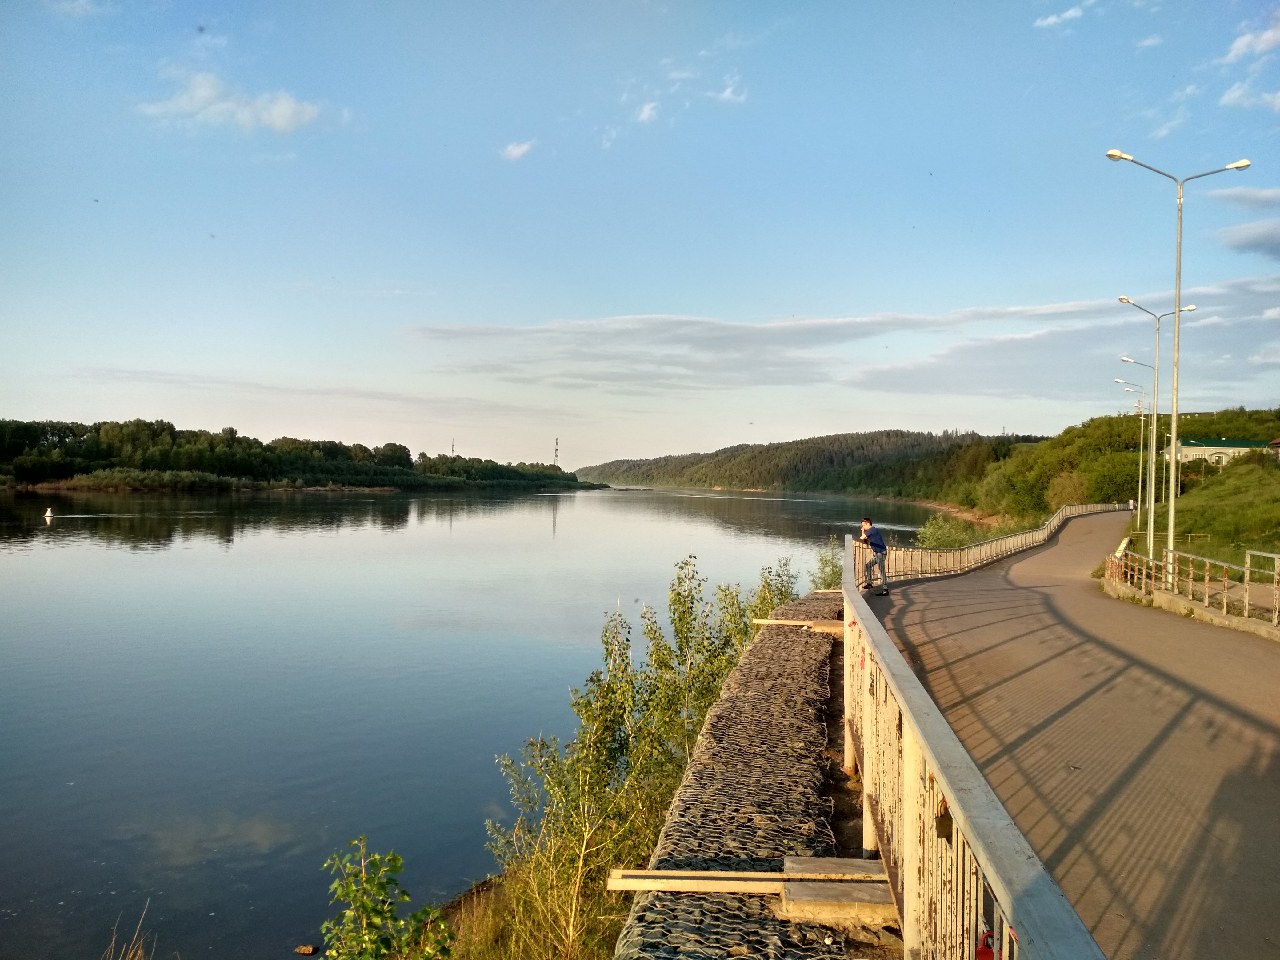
[880,523,1280,960]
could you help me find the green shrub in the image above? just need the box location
[322,836,452,960]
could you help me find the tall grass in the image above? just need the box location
[455,555,798,960]
[99,903,157,960]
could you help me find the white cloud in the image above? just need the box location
[635,101,659,123]
[1034,0,1097,29]
[1210,187,1280,209]
[1247,343,1280,367]
[1220,80,1280,112]
[402,277,1280,419]
[138,70,320,133]
[1221,219,1280,261]
[501,139,536,161]
[1150,104,1187,139]
[1034,5,1083,28]
[1222,10,1280,63]
[45,0,107,17]
[710,73,747,104]
[1137,34,1163,50]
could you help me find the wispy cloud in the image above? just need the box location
[44,0,107,17]
[76,366,548,420]
[1033,0,1096,29]
[1210,187,1280,209]
[1221,219,1280,261]
[1220,80,1280,112]
[1221,9,1280,64]
[1146,85,1198,139]
[1137,34,1163,50]
[404,278,1280,412]
[409,300,1107,396]
[1150,104,1188,139]
[138,70,320,133]
[709,73,747,104]
[635,102,659,124]
[501,139,536,161]
[1248,343,1280,368]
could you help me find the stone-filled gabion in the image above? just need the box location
[613,594,847,959]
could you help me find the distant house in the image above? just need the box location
[1163,437,1274,466]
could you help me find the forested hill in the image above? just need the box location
[576,430,1038,502]
[0,419,595,492]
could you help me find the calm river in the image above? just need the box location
[0,487,934,958]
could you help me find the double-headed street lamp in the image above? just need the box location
[1106,149,1250,563]
[1116,300,1194,558]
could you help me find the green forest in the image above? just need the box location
[577,429,1041,504]
[577,408,1280,521]
[0,419,594,492]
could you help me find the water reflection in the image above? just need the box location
[1,487,929,551]
[120,811,298,869]
[0,486,935,959]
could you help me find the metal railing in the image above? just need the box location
[853,503,1128,584]
[1106,547,1280,627]
[843,536,1104,960]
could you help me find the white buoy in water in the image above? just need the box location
[44,507,53,518]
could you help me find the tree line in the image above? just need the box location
[577,429,1039,504]
[577,408,1280,520]
[0,418,591,491]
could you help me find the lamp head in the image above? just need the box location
[1226,159,1251,171]
[1182,304,1197,312]
[1115,378,1126,384]
[1106,149,1133,162]
[1118,296,1132,304]
[1121,357,1135,363]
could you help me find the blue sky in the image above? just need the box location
[2,1,1278,468]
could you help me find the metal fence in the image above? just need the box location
[842,538,1105,960]
[1106,547,1280,627]
[852,503,1128,585]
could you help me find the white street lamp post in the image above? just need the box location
[1117,302,1194,557]
[1115,380,1147,543]
[1111,381,1152,542]
[1107,150,1250,568]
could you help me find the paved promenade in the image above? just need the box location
[874,513,1280,960]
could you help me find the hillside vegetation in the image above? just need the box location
[577,429,1040,505]
[0,419,592,492]
[579,409,1280,554]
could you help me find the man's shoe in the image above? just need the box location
[859,582,870,590]
[876,589,889,596]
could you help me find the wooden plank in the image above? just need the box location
[783,856,887,881]
[608,874,785,894]
[751,618,844,636]
[607,861,889,893]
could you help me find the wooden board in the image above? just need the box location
[750,618,845,636]
[607,858,887,894]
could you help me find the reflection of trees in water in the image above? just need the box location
[0,491,540,548]
[590,489,932,545]
[0,488,934,549]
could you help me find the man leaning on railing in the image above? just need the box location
[858,516,890,596]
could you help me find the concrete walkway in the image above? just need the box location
[875,513,1280,960]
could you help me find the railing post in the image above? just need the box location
[859,655,880,860]
[901,728,925,958]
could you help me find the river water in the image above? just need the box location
[0,487,934,958]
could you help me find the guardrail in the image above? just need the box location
[842,537,1105,959]
[1106,547,1280,627]
[853,503,1127,583]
